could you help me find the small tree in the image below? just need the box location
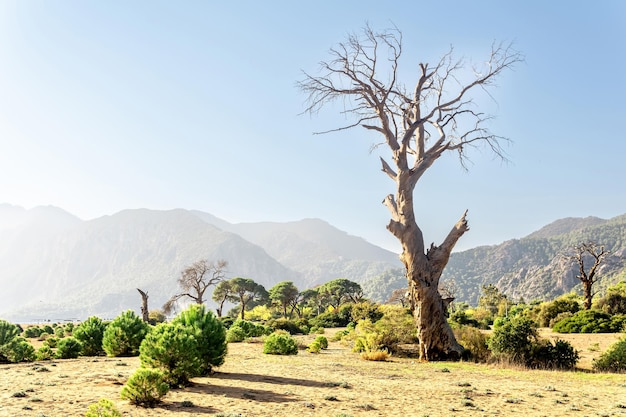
[269,281,300,318]
[320,278,363,309]
[212,279,234,318]
[568,242,609,310]
[73,316,106,356]
[226,277,269,320]
[163,259,228,314]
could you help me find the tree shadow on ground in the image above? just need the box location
[152,401,216,414]
[212,371,328,388]
[187,379,300,403]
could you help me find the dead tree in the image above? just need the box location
[568,242,609,310]
[299,25,521,360]
[163,259,228,314]
[137,288,149,322]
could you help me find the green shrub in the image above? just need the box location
[56,337,83,359]
[0,337,35,362]
[266,318,303,335]
[35,345,55,361]
[309,305,353,328]
[85,398,122,417]
[64,322,74,334]
[453,325,490,362]
[263,332,298,355]
[307,340,322,353]
[170,304,227,375]
[23,326,42,338]
[0,320,20,346]
[74,316,107,356]
[45,337,59,348]
[350,301,384,323]
[593,337,626,372]
[314,335,329,349]
[527,339,579,370]
[231,319,271,337]
[120,368,169,407]
[488,317,538,363]
[55,327,65,338]
[537,296,581,327]
[139,322,202,387]
[102,310,149,357]
[148,310,167,326]
[552,310,622,333]
[349,306,418,355]
[226,326,246,343]
[42,325,54,335]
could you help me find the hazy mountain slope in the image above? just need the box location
[0,208,301,321]
[204,217,402,286]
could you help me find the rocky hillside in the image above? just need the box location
[0,205,401,321]
[361,214,626,305]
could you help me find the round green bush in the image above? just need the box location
[553,310,620,333]
[307,340,322,353]
[102,310,149,357]
[487,317,538,362]
[139,322,202,387]
[73,316,106,356]
[593,337,626,372]
[56,337,83,359]
[35,345,54,361]
[170,304,227,375]
[0,337,35,363]
[263,332,298,355]
[85,398,122,417]
[121,368,169,407]
[23,326,42,338]
[226,326,246,343]
[314,335,328,349]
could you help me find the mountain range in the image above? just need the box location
[0,204,401,321]
[1,204,625,322]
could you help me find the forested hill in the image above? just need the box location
[442,214,626,305]
[361,214,626,305]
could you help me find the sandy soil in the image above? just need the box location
[1,330,625,417]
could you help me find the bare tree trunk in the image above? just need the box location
[583,281,594,310]
[137,288,149,323]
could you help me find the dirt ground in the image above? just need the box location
[1,330,625,417]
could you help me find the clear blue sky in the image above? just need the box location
[1,1,625,252]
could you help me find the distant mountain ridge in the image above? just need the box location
[0,205,401,321]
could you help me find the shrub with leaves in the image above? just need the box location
[226,326,247,343]
[170,304,227,375]
[266,318,303,335]
[349,306,418,355]
[23,326,42,338]
[552,310,623,333]
[0,337,35,363]
[56,337,82,359]
[314,335,328,349]
[453,325,490,362]
[139,322,202,387]
[263,331,298,355]
[0,319,20,362]
[487,317,538,363]
[527,339,579,369]
[85,398,122,417]
[45,337,59,348]
[35,345,55,361]
[73,316,107,356]
[102,310,149,357]
[307,340,322,353]
[593,337,626,372]
[121,368,169,407]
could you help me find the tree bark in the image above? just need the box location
[137,288,149,323]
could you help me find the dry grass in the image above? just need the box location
[1,329,625,417]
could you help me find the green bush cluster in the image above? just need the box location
[0,320,34,363]
[102,310,149,357]
[453,325,490,362]
[265,318,304,335]
[307,335,329,353]
[56,337,82,359]
[263,331,298,355]
[552,310,626,333]
[226,319,271,342]
[136,305,228,390]
[488,317,578,369]
[309,304,353,328]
